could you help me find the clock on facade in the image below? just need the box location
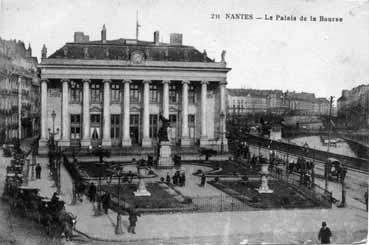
[130,50,145,64]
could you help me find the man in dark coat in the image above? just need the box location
[35,163,42,179]
[127,206,141,234]
[88,183,97,203]
[318,221,332,244]
[101,192,111,214]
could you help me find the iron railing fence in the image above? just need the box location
[269,171,332,208]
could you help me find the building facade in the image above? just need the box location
[0,38,40,144]
[39,26,230,150]
[337,84,369,129]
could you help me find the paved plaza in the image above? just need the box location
[18,147,367,244]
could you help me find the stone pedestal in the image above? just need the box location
[158,141,174,168]
[134,168,151,196]
[257,164,273,193]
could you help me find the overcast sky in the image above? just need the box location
[0,0,368,100]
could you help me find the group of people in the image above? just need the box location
[167,171,186,186]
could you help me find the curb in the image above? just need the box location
[74,228,162,243]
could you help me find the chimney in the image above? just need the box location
[153,31,160,45]
[170,33,183,45]
[74,32,84,42]
[101,24,107,43]
[41,44,47,59]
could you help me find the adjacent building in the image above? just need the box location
[337,84,369,129]
[38,26,230,151]
[227,89,329,116]
[0,38,40,144]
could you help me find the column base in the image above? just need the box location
[181,137,191,146]
[200,137,208,147]
[81,138,91,147]
[122,138,132,147]
[39,138,48,147]
[59,139,70,147]
[141,137,151,147]
[102,139,112,147]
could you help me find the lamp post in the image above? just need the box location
[115,168,124,235]
[93,146,110,216]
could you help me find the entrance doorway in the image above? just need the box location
[130,114,140,145]
[90,114,102,147]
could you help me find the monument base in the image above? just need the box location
[134,178,151,196]
[133,190,151,196]
[157,141,174,168]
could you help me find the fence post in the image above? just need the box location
[220,195,223,212]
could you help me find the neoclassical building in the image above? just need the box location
[39,26,230,150]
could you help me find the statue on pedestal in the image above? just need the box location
[158,113,170,142]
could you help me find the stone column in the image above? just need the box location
[181,80,190,146]
[200,80,208,146]
[142,80,151,147]
[61,79,70,146]
[162,80,170,119]
[39,79,48,146]
[122,80,131,146]
[219,80,228,151]
[102,79,111,146]
[17,76,22,139]
[81,79,91,147]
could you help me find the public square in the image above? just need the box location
[0,1,369,244]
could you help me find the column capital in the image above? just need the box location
[162,80,170,84]
[82,79,91,84]
[41,78,49,84]
[103,79,112,84]
[219,80,227,85]
[201,80,209,85]
[61,79,70,83]
[182,80,190,85]
[123,79,132,84]
[143,80,151,84]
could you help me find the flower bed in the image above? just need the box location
[209,179,324,209]
[102,183,191,210]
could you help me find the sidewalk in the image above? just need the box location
[26,155,368,244]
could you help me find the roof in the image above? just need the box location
[48,38,213,62]
[227,88,283,98]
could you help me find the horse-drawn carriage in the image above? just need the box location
[7,186,77,240]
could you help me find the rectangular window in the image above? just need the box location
[70,81,81,103]
[188,85,196,104]
[169,85,178,104]
[149,84,159,103]
[188,114,195,126]
[169,114,177,127]
[130,114,139,126]
[90,114,101,124]
[70,114,81,139]
[90,83,102,103]
[110,114,120,138]
[130,84,140,103]
[111,83,121,103]
[149,114,158,138]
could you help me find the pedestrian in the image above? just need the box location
[200,173,206,187]
[35,163,42,179]
[318,221,332,244]
[88,182,97,203]
[101,191,111,214]
[166,172,171,184]
[78,182,86,202]
[365,191,368,212]
[127,205,141,234]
